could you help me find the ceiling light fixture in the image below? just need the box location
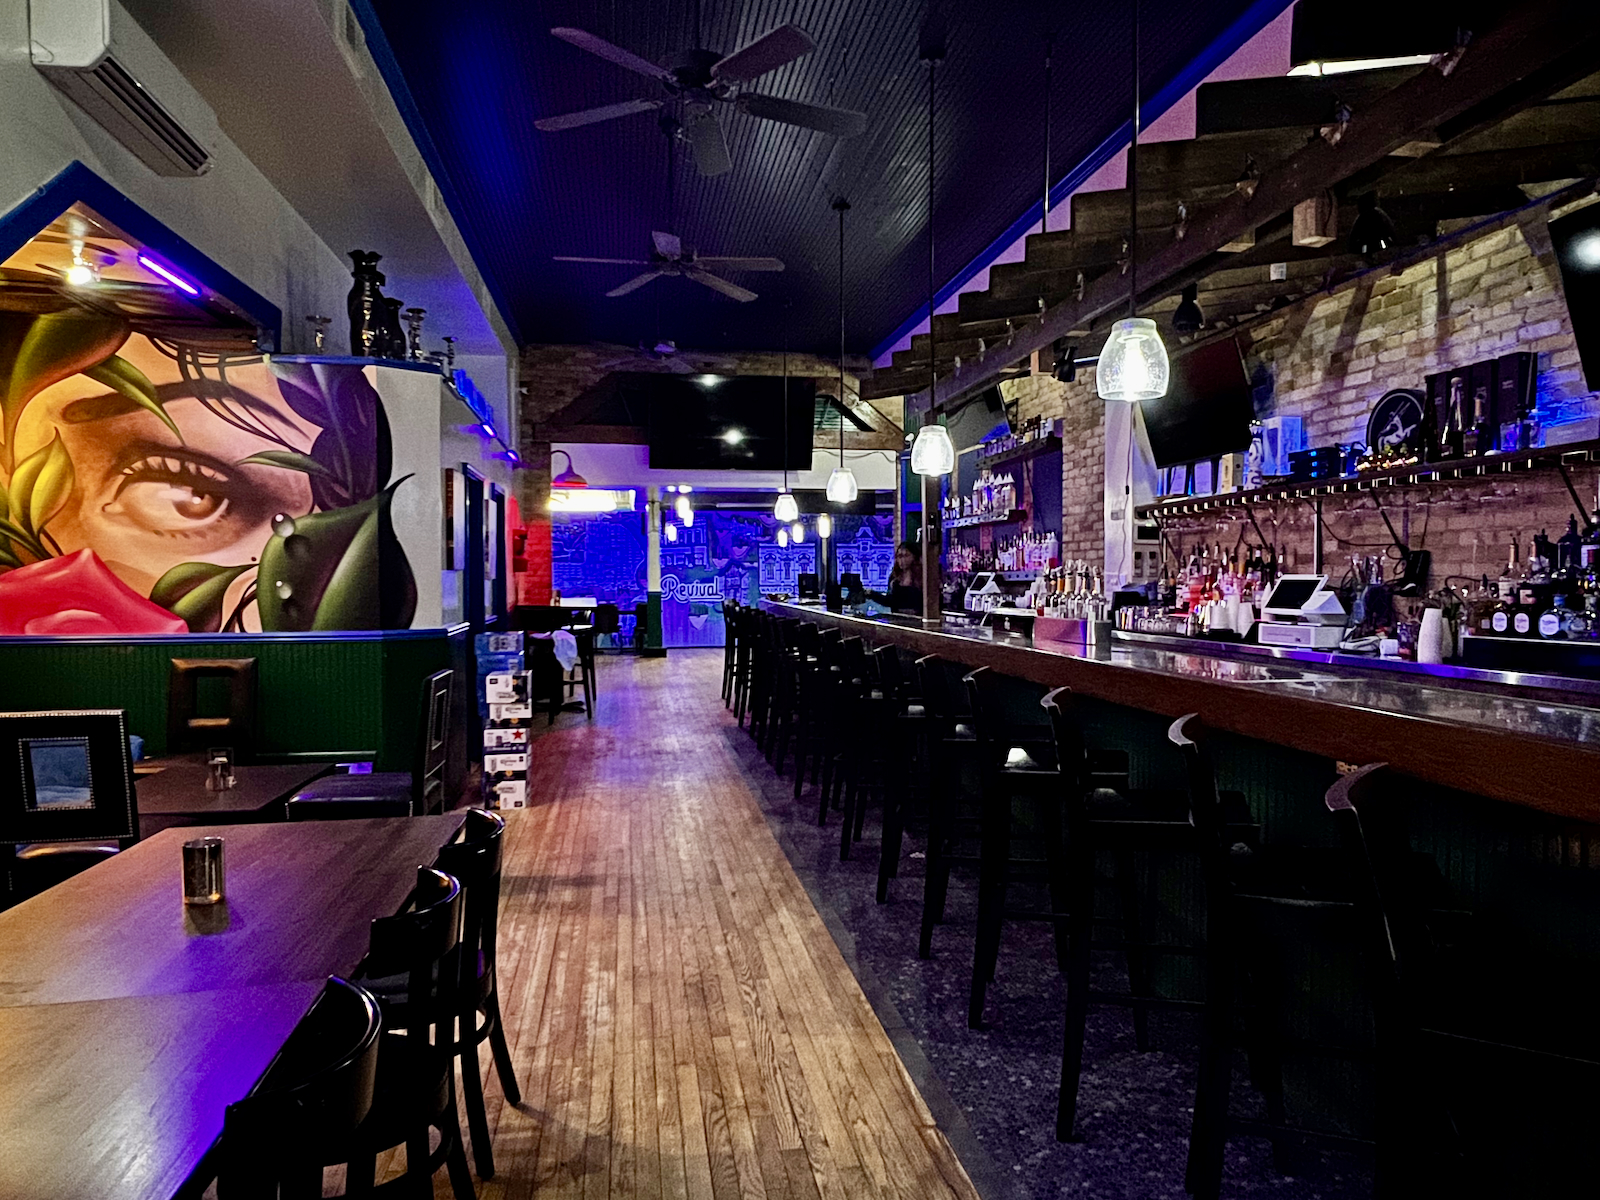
[665,522,679,542]
[64,241,99,287]
[911,28,954,477]
[777,527,789,548]
[1098,0,1169,404]
[791,521,804,543]
[826,197,859,504]
[722,428,744,444]
[137,253,200,296]
[817,512,832,539]
[675,493,692,522]
[551,449,588,487]
[1171,283,1204,334]
[1349,192,1398,261]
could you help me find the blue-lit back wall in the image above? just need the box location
[552,510,895,647]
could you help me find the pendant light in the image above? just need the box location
[777,527,789,548]
[1097,0,1170,404]
[674,493,693,525]
[826,197,859,503]
[791,521,805,544]
[817,512,832,540]
[774,327,800,521]
[911,35,955,476]
[665,522,679,542]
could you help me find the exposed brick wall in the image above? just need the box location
[998,372,1105,562]
[979,202,1600,589]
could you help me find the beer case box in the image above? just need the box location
[484,751,529,775]
[484,672,528,704]
[475,632,525,656]
[482,726,529,750]
[489,700,534,722]
[485,778,528,810]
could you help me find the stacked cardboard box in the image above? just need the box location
[476,632,531,809]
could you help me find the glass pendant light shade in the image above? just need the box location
[665,523,678,542]
[817,512,832,539]
[777,527,789,548]
[773,490,799,522]
[825,465,858,503]
[791,521,804,543]
[674,494,693,525]
[910,422,955,476]
[1096,318,1170,402]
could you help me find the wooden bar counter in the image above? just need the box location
[761,601,1600,824]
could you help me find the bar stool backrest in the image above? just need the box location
[964,666,1053,768]
[1325,762,1425,991]
[872,644,906,697]
[219,976,382,1196]
[1041,686,1094,795]
[1168,714,1236,903]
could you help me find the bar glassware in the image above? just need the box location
[182,837,225,905]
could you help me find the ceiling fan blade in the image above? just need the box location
[683,108,733,177]
[695,256,785,272]
[606,271,666,298]
[737,93,867,138]
[650,230,683,260]
[553,256,652,264]
[687,269,757,302]
[534,97,662,132]
[711,23,816,83]
[550,27,671,81]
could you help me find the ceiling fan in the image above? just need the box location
[533,20,867,176]
[555,229,782,302]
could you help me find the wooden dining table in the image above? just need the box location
[133,755,333,837]
[0,813,467,1199]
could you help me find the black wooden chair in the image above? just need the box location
[871,643,929,904]
[286,671,452,820]
[216,976,382,1199]
[167,657,258,761]
[436,809,521,1179]
[1326,762,1600,1198]
[350,867,476,1198]
[914,654,985,962]
[0,709,138,905]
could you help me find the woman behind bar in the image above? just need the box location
[870,541,924,614]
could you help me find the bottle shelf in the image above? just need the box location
[1136,438,1600,521]
[977,433,1063,470]
[945,508,1028,529]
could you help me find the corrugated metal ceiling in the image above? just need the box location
[361,0,1270,356]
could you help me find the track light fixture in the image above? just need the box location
[1349,192,1398,261]
[1172,283,1204,334]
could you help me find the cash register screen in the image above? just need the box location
[1262,576,1322,614]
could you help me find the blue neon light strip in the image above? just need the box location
[870,0,1292,363]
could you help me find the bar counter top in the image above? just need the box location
[760,600,1600,823]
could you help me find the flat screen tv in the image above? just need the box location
[1138,336,1253,468]
[645,373,815,470]
[1550,203,1600,393]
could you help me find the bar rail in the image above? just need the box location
[760,600,1600,823]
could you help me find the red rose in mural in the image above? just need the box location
[0,550,188,635]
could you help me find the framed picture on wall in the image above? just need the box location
[443,468,466,571]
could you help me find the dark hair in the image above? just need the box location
[895,540,921,562]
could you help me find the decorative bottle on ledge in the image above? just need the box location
[347,250,385,356]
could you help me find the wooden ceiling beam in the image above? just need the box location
[908,0,1600,415]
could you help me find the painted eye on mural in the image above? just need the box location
[102,450,239,536]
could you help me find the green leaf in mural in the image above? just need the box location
[149,561,254,633]
[3,310,128,458]
[80,355,179,442]
[0,544,21,570]
[235,450,339,480]
[8,431,74,536]
[255,477,417,632]
[0,515,48,562]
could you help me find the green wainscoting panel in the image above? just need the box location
[0,628,469,774]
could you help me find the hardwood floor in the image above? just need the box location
[443,650,980,1200]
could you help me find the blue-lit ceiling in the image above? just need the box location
[357,1,1278,356]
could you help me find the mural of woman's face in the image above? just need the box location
[12,335,315,605]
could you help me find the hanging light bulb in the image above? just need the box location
[675,494,693,524]
[773,490,799,522]
[777,527,789,548]
[910,422,955,476]
[1097,0,1169,405]
[817,512,832,539]
[1097,318,1171,402]
[791,521,805,544]
[826,464,858,503]
[665,523,679,542]
[680,506,694,527]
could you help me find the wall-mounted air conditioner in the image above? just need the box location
[30,0,220,177]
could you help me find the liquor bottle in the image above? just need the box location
[1497,540,1524,605]
[1416,389,1440,462]
[1443,376,1467,459]
[1539,591,1574,640]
